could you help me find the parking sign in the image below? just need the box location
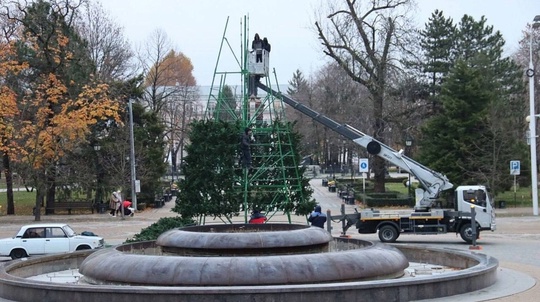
[359,158,369,173]
[510,160,520,175]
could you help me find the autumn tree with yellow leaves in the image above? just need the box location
[1,0,121,219]
[0,38,28,215]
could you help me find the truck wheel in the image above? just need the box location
[10,249,27,260]
[459,223,478,243]
[378,225,399,243]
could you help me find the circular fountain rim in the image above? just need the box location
[156,223,333,249]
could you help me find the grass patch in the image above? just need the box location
[494,187,533,207]
[0,190,38,215]
[385,182,409,194]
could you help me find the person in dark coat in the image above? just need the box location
[262,37,271,53]
[252,33,263,63]
[308,205,327,228]
[241,127,253,169]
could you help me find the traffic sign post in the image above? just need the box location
[510,160,520,175]
[359,158,369,193]
[510,160,520,206]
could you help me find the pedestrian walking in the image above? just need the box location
[109,190,122,217]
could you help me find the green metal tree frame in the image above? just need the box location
[204,16,308,223]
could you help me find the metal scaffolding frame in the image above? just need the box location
[204,16,306,223]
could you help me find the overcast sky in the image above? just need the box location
[100,0,538,86]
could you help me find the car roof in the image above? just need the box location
[22,223,69,228]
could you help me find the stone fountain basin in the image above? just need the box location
[0,225,498,302]
[80,239,407,286]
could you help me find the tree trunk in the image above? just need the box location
[45,167,56,215]
[34,188,45,221]
[3,153,15,215]
[372,92,386,193]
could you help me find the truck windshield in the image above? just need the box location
[462,189,488,207]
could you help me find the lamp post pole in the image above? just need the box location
[128,99,138,211]
[93,144,101,209]
[405,136,413,200]
[528,16,540,216]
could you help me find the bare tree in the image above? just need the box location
[311,63,370,169]
[314,0,415,192]
[138,29,199,168]
[75,0,134,82]
[162,84,198,173]
[138,29,175,113]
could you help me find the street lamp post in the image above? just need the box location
[528,16,540,216]
[128,98,138,212]
[93,144,102,211]
[405,136,413,200]
[171,141,176,184]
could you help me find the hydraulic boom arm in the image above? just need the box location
[257,82,453,209]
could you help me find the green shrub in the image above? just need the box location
[357,192,413,207]
[124,216,195,243]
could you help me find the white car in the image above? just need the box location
[0,223,104,259]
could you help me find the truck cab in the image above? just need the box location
[455,185,496,232]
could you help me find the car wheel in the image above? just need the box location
[76,245,91,250]
[10,249,27,260]
[378,225,399,243]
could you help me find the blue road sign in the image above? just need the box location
[359,158,369,173]
[510,160,520,175]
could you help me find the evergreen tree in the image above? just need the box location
[418,12,525,192]
[287,69,309,95]
[247,120,315,216]
[132,103,168,203]
[174,119,315,222]
[216,85,236,122]
[418,10,456,113]
[174,120,242,221]
[420,60,490,185]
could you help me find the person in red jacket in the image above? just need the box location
[121,200,135,217]
[249,209,266,224]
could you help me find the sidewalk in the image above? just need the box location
[0,180,536,237]
[0,179,533,225]
[0,199,179,245]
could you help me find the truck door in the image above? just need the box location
[460,188,492,228]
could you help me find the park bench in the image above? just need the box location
[46,201,95,214]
